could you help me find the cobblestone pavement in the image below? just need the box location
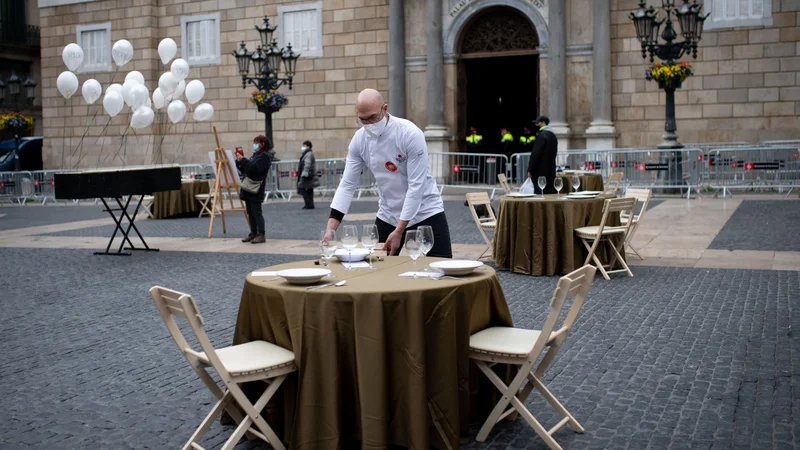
[1,247,797,449]
[709,200,800,252]
[0,205,107,231]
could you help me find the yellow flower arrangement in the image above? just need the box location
[0,112,35,132]
[645,61,694,88]
[249,89,288,113]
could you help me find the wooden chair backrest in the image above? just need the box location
[528,265,597,358]
[497,174,512,194]
[466,192,498,226]
[623,188,651,221]
[149,286,229,378]
[604,172,625,195]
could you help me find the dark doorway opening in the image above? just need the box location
[462,54,539,154]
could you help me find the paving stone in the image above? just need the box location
[708,200,800,251]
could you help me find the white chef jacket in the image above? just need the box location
[330,115,444,227]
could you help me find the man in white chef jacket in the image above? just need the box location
[325,89,453,258]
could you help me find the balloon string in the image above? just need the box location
[103,124,130,167]
[70,103,103,160]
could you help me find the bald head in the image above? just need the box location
[356,89,387,124]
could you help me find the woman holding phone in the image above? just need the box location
[235,135,273,244]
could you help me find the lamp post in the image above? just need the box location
[0,72,37,170]
[630,0,707,149]
[232,17,300,149]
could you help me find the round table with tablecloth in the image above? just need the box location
[151,179,210,219]
[558,172,604,193]
[232,256,513,449]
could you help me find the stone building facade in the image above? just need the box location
[2,0,43,138]
[38,0,800,169]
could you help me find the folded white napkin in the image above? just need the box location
[251,271,278,277]
[399,271,443,279]
[343,261,370,269]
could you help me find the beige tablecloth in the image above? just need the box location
[558,173,604,192]
[493,194,622,276]
[233,256,513,449]
[151,179,209,219]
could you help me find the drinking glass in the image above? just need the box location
[319,229,338,278]
[554,178,563,198]
[361,224,379,269]
[572,174,581,193]
[341,225,359,270]
[405,230,422,277]
[416,225,435,272]
[537,176,547,197]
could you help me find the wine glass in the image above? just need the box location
[416,225,435,272]
[572,174,581,193]
[341,225,359,270]
[554,177,564,198]
[537,176,547,197]
[405,230,422,277]
[361,224,379,269]
[319,229,338,278]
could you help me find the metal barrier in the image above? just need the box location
[30,170,59,205]
[0,171,34,204]
[428,152,508,195]
[762,140,800,147]
[701,146,800,197]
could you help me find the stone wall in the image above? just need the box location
[610,0,800,148]
[39,0,389,170]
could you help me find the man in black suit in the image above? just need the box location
[526,116,558,195]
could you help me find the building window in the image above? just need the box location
[181,13,221,66]
[278,2,323,58]
[706,0,772,29]
[76,23,111,73]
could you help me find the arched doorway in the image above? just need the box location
[456,7,539,156]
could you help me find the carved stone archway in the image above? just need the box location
[459,8,539,55]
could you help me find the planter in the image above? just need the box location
[658,80,682,90]
[257,104,282,114]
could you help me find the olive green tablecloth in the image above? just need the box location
[233,256,513,450]
[558,173,604,193]
[151,179,209,219]
[493,194,622,276]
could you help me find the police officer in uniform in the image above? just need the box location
[527,116,559,195]
[325,89,453,258]
[515,127,535,181]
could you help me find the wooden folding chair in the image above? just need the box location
[150,286,296,450]
[466,192,498,260]
[497,173,513,194]
[195,180,219,217]
[621,188,652,260]
[603,172,624,196]
[469,265,597,449]
[141,195,155,219]
[574,197,637,280]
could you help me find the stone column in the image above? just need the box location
[547,0,570,153]
[423,0,450,155]
[586,0,617,150]
[388,0,406,117]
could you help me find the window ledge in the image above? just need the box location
[77,65,113,74]
[705,16,773,30]
[188,56,221,66]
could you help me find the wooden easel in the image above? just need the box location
[208,126,249,238]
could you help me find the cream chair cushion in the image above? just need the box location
[198,340,295,375]
[470,327,544,356]
[574,225,627,239]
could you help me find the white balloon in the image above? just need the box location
[130,84,150,109]
[57,71,79,99]
[121,80,139,107]
[172,80,186,100]
[157,38,178,65]
[103,91,124,117]
[112,40,134,67]
[81,79,102,104]
[170,58,190,82]
[185,80,205,105]
[106,83,123,95]
[62,44,84,71]
[152,88,166,109]
[124,71,145,85]
[158,72,178,96]
[193,103,214,121]
[167,100,187,124]
[131,107,155,129]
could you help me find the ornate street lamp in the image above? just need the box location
[0,71,37,170]
[630,0,708,149]
[232,17,300,149]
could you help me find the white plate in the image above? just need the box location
[276,268,331,285]
[579,191,602,195]
[430,260,484,276]
[506,192,537,198]
[335,248,370,262]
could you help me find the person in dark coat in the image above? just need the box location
[296,140,317,210]
[236,135,273,244]
[527,116,558,195]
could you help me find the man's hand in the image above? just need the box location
[384,229,403,256]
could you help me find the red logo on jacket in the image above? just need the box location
[385,161,398,172]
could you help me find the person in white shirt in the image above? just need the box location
[325,89,452,258]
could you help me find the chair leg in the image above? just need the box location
[530,373,584,433]
[627,243,644,260]
[610,238,634,277]
[581,237,610,280]
[183,391,234,450]
[222,377,287,450]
